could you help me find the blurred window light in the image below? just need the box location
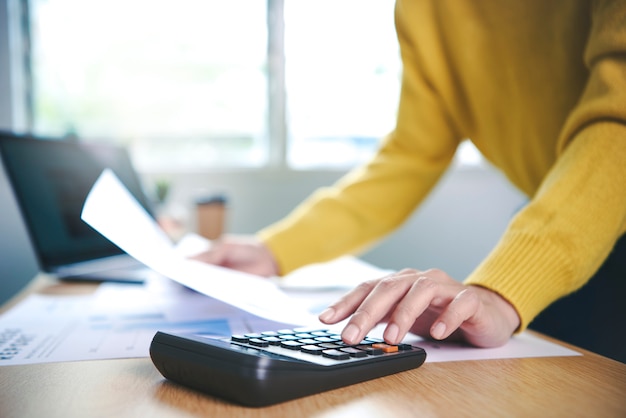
[27,0,481,171]
[29,0,268,171]
[284,0,400,169]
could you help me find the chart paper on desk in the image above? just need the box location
[0,283,295,366]
[81,169,318,327]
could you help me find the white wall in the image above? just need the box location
[363,165,526,278]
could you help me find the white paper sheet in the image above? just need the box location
[276,256,394,290]
[390,328,580,362]
[81,169,318,326]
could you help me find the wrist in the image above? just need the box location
[472,285,521,336]
[258,240,280,276]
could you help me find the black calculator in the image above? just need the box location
[149,327,426,407]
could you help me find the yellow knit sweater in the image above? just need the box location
[258,0,626,331]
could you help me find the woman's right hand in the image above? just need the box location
[190,235,279,277]
[319,268,520,348]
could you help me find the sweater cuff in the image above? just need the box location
[256,219,330,276]
[256,226,293,276]
[463,232,576,332]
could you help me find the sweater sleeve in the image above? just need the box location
[464,0,626,331]
[258,1,460,275]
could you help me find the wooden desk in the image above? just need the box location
[1,278,625,418]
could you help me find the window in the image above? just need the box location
[30,0,269,170]
[284,0,400,169]
[26,0,480,171]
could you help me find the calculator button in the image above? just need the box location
[244,333,264,339]
[279,335,300,341]
[248,338,269,347]
[280,340,304,350]
[340,347,368,358]
[314,336,340,343]
[311,331,331,337]
[297,338,318,345]
[260,331,280,337]
[397,343,414,351]
[261,336,282,345]
[300,345,325,355]
[357,345,383,355]
[372,343,398,353]
[277,329,295,334]
[318,343,341,349]
[231,335,249,343]
[322,349,350,360]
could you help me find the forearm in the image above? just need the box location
[258,136,452,274]
[465,121,626,330]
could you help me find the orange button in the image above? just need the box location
[372,343,398,353]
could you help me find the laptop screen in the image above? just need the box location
[0,132,154,269]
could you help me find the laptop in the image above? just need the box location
[0,131,162,283]
[0,150,39,305]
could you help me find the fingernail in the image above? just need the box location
[318,307,335,323]
[384,323,399,343]
[342,324,360,344]
[432,322,446,340]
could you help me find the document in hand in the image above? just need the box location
[81,169,319,326]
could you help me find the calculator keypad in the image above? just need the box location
[229,328,415,366]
